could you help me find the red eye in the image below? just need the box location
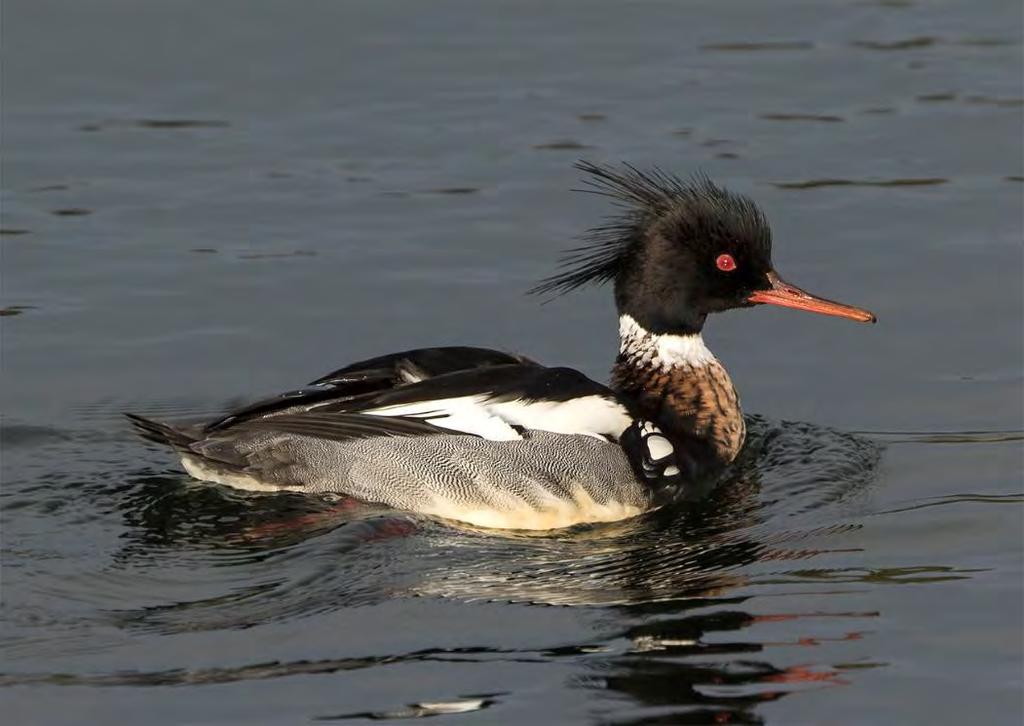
[716,253,737,272]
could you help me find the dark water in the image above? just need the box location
[3,1,1022,723]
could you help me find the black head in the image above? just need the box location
[531,162,875,333]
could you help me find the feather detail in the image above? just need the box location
[236,412,455,441]
[529,160,770,298]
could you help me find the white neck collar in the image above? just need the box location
[618,313,717,368]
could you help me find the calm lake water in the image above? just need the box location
[3,1,1022,723]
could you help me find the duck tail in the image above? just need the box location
[124,412,196,449]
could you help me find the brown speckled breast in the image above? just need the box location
[611,354,745,469]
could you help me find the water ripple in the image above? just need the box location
[773,178,948,189]
[2,416,884,662]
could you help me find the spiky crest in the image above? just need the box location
[529,161,769,298]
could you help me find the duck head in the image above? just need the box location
[532,162,876,334]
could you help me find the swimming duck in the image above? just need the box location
[128,162,875,530]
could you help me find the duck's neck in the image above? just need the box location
[611,314,745,475]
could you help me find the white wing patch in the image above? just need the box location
[490,395,631,440]
[363,393,631,442]
[364,396,523,440]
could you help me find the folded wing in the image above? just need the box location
[204,349,636,444]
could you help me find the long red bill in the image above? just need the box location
[748,271,876,323]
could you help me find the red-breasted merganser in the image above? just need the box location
[128,162,875,530]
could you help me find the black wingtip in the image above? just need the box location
[124,412,192,448]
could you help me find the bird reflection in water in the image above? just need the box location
[105,416,882,722]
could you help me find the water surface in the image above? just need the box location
[2,1,1022,723]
